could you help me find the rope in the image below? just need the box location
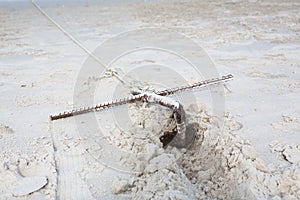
[31,0,108,69]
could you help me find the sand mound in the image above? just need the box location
[110,103,300,199]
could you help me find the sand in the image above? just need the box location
[0,0,299,199]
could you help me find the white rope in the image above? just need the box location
[31,0,132,85]
[31,0,107,69]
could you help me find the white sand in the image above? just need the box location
[0,0,299,199]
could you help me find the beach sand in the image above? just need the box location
[0,0,299,199]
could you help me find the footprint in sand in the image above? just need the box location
[4,162,48,197]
